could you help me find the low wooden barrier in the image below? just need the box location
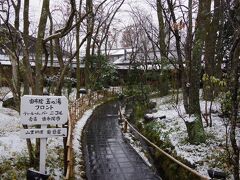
[65,90,116,179]
[119,107,210,180]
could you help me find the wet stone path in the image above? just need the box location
[83,101,161,180]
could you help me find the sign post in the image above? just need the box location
[39,124,47,174]
[20,95,68,175]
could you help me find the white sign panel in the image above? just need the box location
[20,95,68,125]
[20,128,67,138]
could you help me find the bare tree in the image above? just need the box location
[224,0,240,179]
[83,0,125,88]
[0,0,21,110]
[85,0,93,87]
[0,0,37,167]
[92,0,125,55]
[76,0,83,98]
[145,0,207,144]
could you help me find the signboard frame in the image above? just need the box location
[20,95,68,125]
[20,95,69,175]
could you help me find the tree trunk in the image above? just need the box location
[85,0,93,88]
[185,115,206,144]
[229,31,240,180]
[203,0,219,100]
[0,63,2,86]
[214,0,224,88]
[35,0,49,95]
[183,0,193,114]
[189,0,208,115]
[34,0,50,168]
[23,125,35,165]
[166,0,189,113]
[156,0,167,57]
[10,55,19,101]
[48,11,54,81]
[76,0,82,99]
[13,0,21,30]
[76,24,81,98]
[22,0,36,167]
[12,0,21,111]
[227,2,240,178]
[163,0,205,144]
[187,0,207,143]
[22,0,34,95]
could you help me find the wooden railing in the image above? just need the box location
[119,107,210,180]
[65,90,116,179]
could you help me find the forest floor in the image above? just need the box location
[0,87,65,179]
[143,93,240,179]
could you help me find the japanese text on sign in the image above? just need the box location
[20,95,68,125]
[20,128,67,138]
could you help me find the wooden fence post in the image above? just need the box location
[88,93,91,106]
[77,101,79,121]
[123,120,128,133]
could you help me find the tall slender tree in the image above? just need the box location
[76,0,83,99]
[22,0,35,166]
[85,0,93,87]
[34,0,50,167]
[225,1,240,178]
[154,0,207,144]
[156,0,167,58]
[35,0,49,95]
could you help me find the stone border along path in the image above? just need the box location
[82,101,161,180]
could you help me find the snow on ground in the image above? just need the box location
[72,108,94,179]
[0,88,65,178]
[1,86,238,178]
[123,132,152,167]
[149,95,239,178]
[0,87,12,101]
[72,103,103,179]
[0,101,26,159]
[0,86,113,178]
[119,106,155,169]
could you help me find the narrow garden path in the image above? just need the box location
[83,101,161,180]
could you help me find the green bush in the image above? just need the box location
[87,55,118,90]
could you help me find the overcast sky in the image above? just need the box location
[0,0,158,51]
[26,0,157,32]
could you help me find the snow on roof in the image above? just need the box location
[112,56,129,65]
[104,48,132,56]
[0,54,86,68]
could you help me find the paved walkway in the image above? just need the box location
[83,101,161,180]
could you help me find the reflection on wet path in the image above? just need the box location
[83,101,161,180]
